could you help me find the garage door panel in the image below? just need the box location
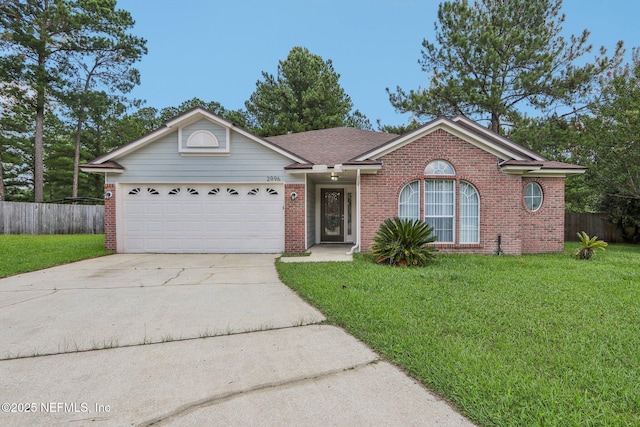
[124,202,143,216]
[184,221,204,233]
[148,238,182,252]
[143,203,164,215]
[144,221,164,233]
[164,221,183,233]
[125,239,145,251]
[121,184,284,253]
[163,203,183,215]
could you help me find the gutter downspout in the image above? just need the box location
[347,169,361,255]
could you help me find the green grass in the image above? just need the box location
[0,234,112,278]
[276,243,640,426]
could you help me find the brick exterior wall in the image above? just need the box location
[359,129,566,255]
[104,183,117,251]
[520,177,565,253]
[284,183,306,253]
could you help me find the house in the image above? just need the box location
[81,107,586,255]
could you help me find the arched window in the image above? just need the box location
[425,160,455,175]
[399,181,420,220]
[459,181,479,243]
[398,160,481,245]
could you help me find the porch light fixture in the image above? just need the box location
[330,172,339,181]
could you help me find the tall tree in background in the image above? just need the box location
[246,46,370,136]
[156,97,252,130]
[388,0,623,133]
[585,48,640,241]
[58,0,146,198]
[0,0,145,202]
[120,98,253,142]
[0,96,32,201]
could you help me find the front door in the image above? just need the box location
[321,189,344,242]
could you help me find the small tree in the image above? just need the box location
[371,217,438,267]
[573,231,607,260]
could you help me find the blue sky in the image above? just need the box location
[116,0,639,127]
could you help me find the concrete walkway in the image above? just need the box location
[0,254,475,426]
[279,243,355,263]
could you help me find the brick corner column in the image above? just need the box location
[284,183,306,254]
[104,184,117,252]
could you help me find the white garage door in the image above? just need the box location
[121,184,284,253]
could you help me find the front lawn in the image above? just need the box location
[276,244,640,426]
[0,234,111,278]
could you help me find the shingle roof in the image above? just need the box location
[265,127,398,166]
[80,160,124,170]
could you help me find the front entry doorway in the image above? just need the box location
[321,189,344,242]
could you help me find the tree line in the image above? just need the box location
[1,0,638,241]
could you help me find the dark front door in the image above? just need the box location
[321,189,344,242]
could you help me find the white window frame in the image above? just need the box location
[397,161,482,245]
[425,160,455,175]
[424,179,455,243]
[524,182,543,212]
[398,180,420,220]
[459,181,480,244]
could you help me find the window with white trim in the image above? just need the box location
[425,160,455,175]
[459,181,480,243]
[399,181,420,220]
[524,182,543,211]
[425,179,455,242]
[397,160,481,244]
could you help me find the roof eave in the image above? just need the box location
[80,166,124,174]
[284,162,382,173]
[500,166,587,177]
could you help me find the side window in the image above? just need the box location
[524,182,543,212]
[399,181,420,220]
[459,181,479,243]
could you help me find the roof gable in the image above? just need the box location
[355,116,543,162]
[85,107,307,167]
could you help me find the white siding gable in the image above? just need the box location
[107,127,303,184]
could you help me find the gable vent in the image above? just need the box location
[187,130,218,148]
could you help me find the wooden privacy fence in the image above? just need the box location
[565,212,623,243]
[0,201,104,234]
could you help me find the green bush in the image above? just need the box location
[370,217,438,266]
[573,231,608,260]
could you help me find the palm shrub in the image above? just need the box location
[371,217,438,266]
[573,231,608,260]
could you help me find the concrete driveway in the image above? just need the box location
[0,254,474,426]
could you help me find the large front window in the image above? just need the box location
[398,160,480,244]
[425,179,455,242]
